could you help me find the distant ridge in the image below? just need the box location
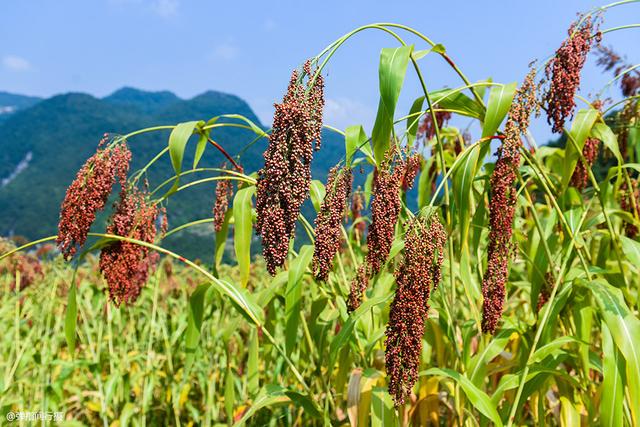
[0,87,343,258]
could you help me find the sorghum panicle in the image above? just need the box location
[570,137,600,189]
[402,153,422,191]
[366,149,405,275]
[536,272,553,311]
[213,179,233,232]
[57,137,131,259]
[385,214,446,407]
[350,187,366,240]
[543,16,598,133]
[596,45,640,97]
[347,264,368,313]
[99,188,159,305]
[312,166,352,281]
[255,61,325,275]
[620,179,640,238]
[417,105,451,142]
[482,69,537,334]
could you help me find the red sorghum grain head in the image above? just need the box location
[536,272,553,311]
[312,165,352,281]
[347,264,369,313]
[543,16,598,133]
[366,149,405,275]
[620,179,640,238]
[596,45,622,71]
[621,72,640,98]
[159,206,168,237]
[213,179,233,233]
[255,61,325,275]
[570,137,600,189]
[482,70,537,334]
[350,187,366,240]
[57,136,131,260]
[385,213,446,406]
[617,100,639,158]
[99,187,159,305]
[0,240,43,292]
[417,106,451,142]
[402,153,422,192]
[596,45,640,97]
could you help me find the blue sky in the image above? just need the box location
[1,0,638,141]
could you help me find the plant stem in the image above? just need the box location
[506,198,593,426]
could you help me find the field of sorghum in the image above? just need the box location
[2,2,640,425]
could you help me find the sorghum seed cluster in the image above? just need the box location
[255,61,325,275]
[620,179,640,238]
[99,188,159,305]
[346,264,368,313]
[57,136,131,259]
[385,214,446,406]
[312,166,352,281]
[482,69,537,334]
[543,16,598,133]
[213,179,233,232]
[366,149,406,275]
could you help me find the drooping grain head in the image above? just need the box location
[99,188,159,305]
[312,166,352,281]
[350,187,366,240]
[570,137,600,190]
[385,214,446,406]
[347,263,369,313]
[212,179,233,233]
[255,60,325,275]
[482,69,537,334]
[366,149,405,275]
[596,45,640,97]
[543,16,598,133]
[536,271,554,311]
[620,178,640,238]
[417,105,451,143]
[57,137,131,260]
[401,153,422,192]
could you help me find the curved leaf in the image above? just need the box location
[233,186,255,287]
[482,82,516,138]
[372,45,412,164]
[329,294,392,370]
[345,125,368,167]
[562,109,598,189]
[421,368,503,426]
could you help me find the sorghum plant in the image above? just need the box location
[255,61,325,275]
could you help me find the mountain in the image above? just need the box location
[0,88,344,259]
[103,87,180,114]
[0,91,42,121]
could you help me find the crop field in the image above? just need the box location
[1,1,640,426]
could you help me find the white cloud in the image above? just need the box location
[152,0,179,17]
[324,97,375,130]
[2,55,31,72]
[211,42,238,61]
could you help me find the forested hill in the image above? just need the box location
[0,87,344,258]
